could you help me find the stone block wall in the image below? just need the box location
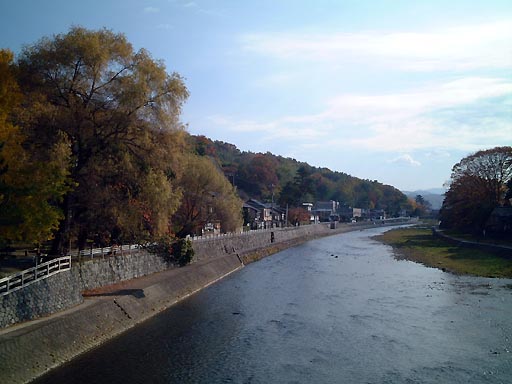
[74,249,170,291]
[0,270,82,328]
[0,249,170,329]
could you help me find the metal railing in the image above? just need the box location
[189,224,296,242]
[0,256,71,296]
[71,244,142,259]
[189,217,416,242]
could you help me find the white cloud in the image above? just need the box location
[208,114,326,141]
[240,20,512,71]
[325,77,512,120]
[208,76,512,153]
[388,154,422,167]
[212,21,512,161]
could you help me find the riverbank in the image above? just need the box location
[375,227,512,278]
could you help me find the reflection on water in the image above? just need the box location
[34,227,512,384]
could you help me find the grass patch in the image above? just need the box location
[375,227,512,278]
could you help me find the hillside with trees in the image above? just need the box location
[188,135,410,216]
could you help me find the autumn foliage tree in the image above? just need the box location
[14,27,189,252]
[171,154,242,237]
[440,147,512,233]
[0,49,71,248]
[237,153,279,200]
[287,207,311,226]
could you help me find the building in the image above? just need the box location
[313,201,339,222]
[243,199,286,229]
[485,207,512,235]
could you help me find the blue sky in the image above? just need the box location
[1,0,511,191]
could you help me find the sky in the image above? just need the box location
[1,0,511,191]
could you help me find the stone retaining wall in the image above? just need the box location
[192,224,332,261]
[0,249,170,328]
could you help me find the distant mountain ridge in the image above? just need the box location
[403,188,446,210]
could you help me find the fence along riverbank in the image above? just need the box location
[0,256,71,296]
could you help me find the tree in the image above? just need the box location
[506,179,512,205]
[172,154,242,237]
[0,49,71,248]
[15,27,188,251]
[415,195,425,206]
[287,207,310,226]
[440,147,512,232]
[278,164,315,206]
[237,153,278,200]
[411,195,432,217]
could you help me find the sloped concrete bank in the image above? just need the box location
[0,221,410,383]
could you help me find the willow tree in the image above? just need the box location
[16,27,188,252]
[440,146,512,232]
[0,49,72,248]
[172,154,243,238]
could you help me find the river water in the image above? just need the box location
[34,227,512,384]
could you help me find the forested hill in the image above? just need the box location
[188,135,410,215]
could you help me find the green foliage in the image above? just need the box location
[146,237,194,267]
[172,238,195,266]
[377,228,512,278]
[172,154,243,237]
[409,195,432,218]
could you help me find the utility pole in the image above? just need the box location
[271,183,274,228]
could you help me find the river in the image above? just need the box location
[33,227,512,383]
